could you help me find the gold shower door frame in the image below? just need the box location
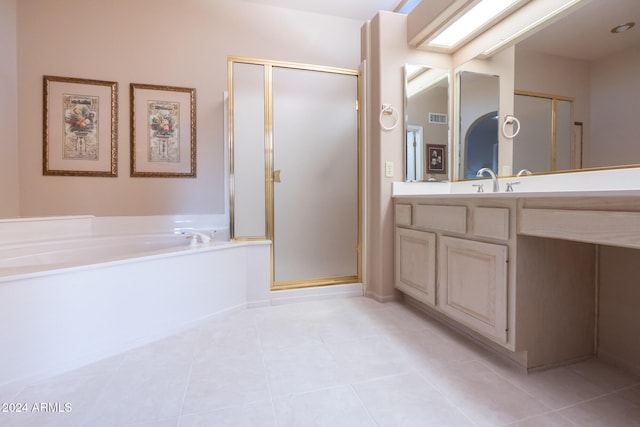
[514,90,576,172]
[228,57,362,290]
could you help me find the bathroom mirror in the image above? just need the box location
[404,65,450,182]
[469,0,640,177]
[457,71,500,180]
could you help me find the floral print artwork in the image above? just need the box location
[148,100,180,163]
[63,94,99,160]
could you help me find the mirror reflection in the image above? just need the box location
[512,93,574,173]
[458,71,499,180]
[513,0,640,174]
[404,65,449,182]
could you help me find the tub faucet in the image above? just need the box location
[182,231,211,245]
[476,168,499,192]
[517,169,533,177]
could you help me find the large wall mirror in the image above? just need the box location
[458,0,640,178]
[404,65,450,181]
[508,0,639,176]
[458,71,500,180]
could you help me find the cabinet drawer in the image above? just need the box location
[395,204,412,226]
[473,207,510,240]
[414,205,466,233]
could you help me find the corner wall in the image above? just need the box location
[0,0,19,217]
[598,245,640,376]
[362,11,451,301]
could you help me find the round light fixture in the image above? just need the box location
[611,22,635,33]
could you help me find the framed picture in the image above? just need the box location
[43,76,118,176]
[426,144,446,174]
[130,83,196,177]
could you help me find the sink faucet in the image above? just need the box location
[476,168,499,192]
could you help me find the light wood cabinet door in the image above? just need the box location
[438,236,508,344]
[395,228,436,306]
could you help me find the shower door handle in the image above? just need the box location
[273,170,281,183]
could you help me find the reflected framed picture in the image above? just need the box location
[426,144,446,174]
[43,75,118,176]
[130,83,196,177]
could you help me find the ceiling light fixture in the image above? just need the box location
[611,22,635,34]
[428,0,520,48]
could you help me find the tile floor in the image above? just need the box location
[1,296,639,426]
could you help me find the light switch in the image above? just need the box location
[385,161,394,178]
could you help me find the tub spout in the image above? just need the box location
[181,231,211,245]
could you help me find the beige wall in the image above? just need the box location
[14,0,362,217]
[598,245,640,375]
[590,44,640,168]
[0,0,19,217]
[363,12,451,301]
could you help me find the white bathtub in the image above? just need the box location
[0,233,197,275]
[0,215,271,388]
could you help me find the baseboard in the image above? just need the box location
[269,283,364,305]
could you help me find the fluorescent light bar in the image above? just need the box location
[429,0,519,48]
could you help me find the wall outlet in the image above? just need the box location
[385,161,394,178]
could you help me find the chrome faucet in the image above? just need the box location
[476,168,499,192]
[517,169,533,177]
[181,231,211,245]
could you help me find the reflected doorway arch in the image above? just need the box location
[464,111,498,179]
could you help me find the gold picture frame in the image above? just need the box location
[43,75,118,177]
[130,83,196,177]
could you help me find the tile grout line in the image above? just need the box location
[415,367,480,427]
[174,324,203,426]
[550,382,640,413]
[255,310,281,427]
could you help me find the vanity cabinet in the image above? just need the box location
[394,198,514,349]
[394,195,598,372]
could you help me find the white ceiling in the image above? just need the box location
[239,0,405,22]
[518,0,640,61]
[238,0,640,61]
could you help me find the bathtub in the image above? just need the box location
[0,233,199,275]
[0,215,271,388]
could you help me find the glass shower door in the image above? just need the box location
[271,67,359,288]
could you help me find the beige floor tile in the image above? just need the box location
[558,388,640,426]
[181,354,270,415]
[3,297,639,427]
[273,385,374,426]
[325,335,413,383]
[505,412,577,426]
[421,360,551,426]
[566,359,640,392]
[481,357,616,410]
[180,401,277,427]
[263,342,346,397]
[354,372,474,426]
